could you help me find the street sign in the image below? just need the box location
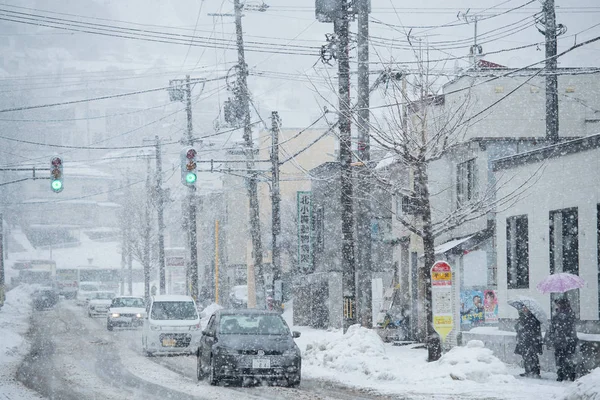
[297,191,313,273]
[431,261,454,341]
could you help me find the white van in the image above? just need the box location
[76,281,101,306]
[142,295,201,356]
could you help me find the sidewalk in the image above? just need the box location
[463,326,600,374]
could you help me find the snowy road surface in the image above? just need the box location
[16,300,397,400]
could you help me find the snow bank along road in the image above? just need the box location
[16,300,396,400]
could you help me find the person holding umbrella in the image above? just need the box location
[537,272,585,381]
[545,298,578,381]
[514,305,543,378]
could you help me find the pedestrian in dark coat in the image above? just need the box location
[545,298,578,381]
[514,306,543,378]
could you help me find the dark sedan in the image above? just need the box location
[196,309,301,387]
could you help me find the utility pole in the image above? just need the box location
[270,111,282,310]
[126,174,133,295]
[334,0,357,333]
[155,135,167,294]
[234,0,265,308]
[356,0,372,328]
[144,157,152,303]
[543,0,559,143]
[170,75,200,300]
[120,204,126,296]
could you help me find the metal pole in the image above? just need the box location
[156,135,166,294]
[126,173,133,295]
[215,220,219,304]
[335,0,357,332]
[544,0,559,143]
[234,0,265,308]
[185,75,199,301]
[356,0,372,328]
[271,111,281,309]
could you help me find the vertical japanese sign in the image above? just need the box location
[297,191,313,273]
[431,260,453,342]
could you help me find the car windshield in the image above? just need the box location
[151,301,197,320]
[219,314,290,335]
[92,292,115,300]
[111,297,144,308]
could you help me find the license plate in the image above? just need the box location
[252,358,270,369]
[162,338,176,347]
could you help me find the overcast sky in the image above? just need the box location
[2,0,599,130]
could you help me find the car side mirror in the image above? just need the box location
[292,331,301,338]
[202,330,213,337]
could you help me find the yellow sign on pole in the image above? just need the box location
[431,261,454,342]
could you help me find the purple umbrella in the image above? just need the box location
[536,272,586,294]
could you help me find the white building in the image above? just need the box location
[493,133,600,330]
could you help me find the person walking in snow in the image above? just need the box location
[514,306,543,378]
[545,298,578,381]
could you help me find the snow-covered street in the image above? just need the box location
[2,284,598,400]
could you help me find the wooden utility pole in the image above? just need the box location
[270,111,282,309]
[234,0,265,308]
[356,0,372,328]
[334,0,357,333]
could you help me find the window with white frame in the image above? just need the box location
[456,159,477,206]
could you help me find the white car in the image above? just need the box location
[87,291,116,317]
[142,295,201,356]
[107,296,146,331]
[76,282,101,306]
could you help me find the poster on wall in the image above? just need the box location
[483,290,499,324]
[460,290,485,325]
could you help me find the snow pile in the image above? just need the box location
[0,285,43,399]
[303,324,390,377]
[435,340,511,383]
[562,368,600,400]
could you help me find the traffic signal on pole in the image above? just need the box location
[50,157,63,193]
[181,147,197,186]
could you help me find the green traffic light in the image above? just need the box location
[51,180,63,192]
[185,172,197,184]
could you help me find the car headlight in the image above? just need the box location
[136,313,142,318]
[283,349,299,357]
[215,346,238,355]
[150,325,161,331]
[111,313,120,318]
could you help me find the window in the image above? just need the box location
[507,215,529,289]
[550,208,580,317]
[457,159,477,206]
[549,208,579,276]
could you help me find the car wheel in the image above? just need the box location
[107,322,113,331]
[196,351,205,381]
[286,374,301,388]
[209,356,219,386]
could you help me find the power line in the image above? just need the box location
[0,76,226,113]
[0,8,319,55]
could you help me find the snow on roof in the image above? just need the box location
[434,235,473,255]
